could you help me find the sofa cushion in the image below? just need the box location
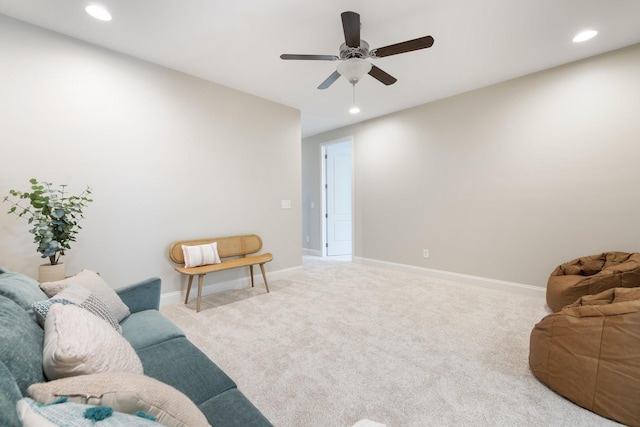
[0,295,45,395]
[39,270,130,322]
[137,337,236,406]
[0,360,22,427]
[120,310,185,351]
[116,278,161,313]
[199,388,273,427]
[43,304,143,380]
[28,372,209,427]
[0,269,48,322]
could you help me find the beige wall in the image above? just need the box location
[303,43,640,286]
[0,15,302,294]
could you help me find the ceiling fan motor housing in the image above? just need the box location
[339,40,370,59]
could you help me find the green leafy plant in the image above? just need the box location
[3,178,93,265]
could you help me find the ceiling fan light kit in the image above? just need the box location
[280,11,434,112]
[337,58,372,84]
[339,58,371,115]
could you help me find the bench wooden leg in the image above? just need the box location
[196,274,204,313]
[260,263,270,293]
[249,265,255,288]
[185,275,194,305]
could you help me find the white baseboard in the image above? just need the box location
[159,265,303,306]
[302,248,322,256]
[352,256,546,299]
[160,257,545,307]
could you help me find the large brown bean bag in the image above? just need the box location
[546,251,640,312]
[530,287,640,427]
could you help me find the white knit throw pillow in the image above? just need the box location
[42,304,143,381]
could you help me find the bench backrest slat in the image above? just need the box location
[169,234,263,264]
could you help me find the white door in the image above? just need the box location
[325,141,352,256]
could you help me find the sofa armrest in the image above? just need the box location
[116,277,161,313]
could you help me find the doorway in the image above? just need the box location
[321,139,353,256]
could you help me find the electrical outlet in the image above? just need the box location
[306,236,310,243]
[423,249,430,258]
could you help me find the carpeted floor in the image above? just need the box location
[160,256,620,427]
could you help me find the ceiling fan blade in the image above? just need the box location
[341,11,360,48]
[280,54,339,61]
[368,65,397,86]
[318,70,341,90]
[371,35,434,58]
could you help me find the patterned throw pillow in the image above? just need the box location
[32,299,74,325]
[28,372,211,427]
[39,270,130,322]
[17,397,159,427]
[182,242,221,268]
[32,285,122,333]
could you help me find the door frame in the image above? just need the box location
[320,137,354,257]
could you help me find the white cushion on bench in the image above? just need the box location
[182,242,221,268]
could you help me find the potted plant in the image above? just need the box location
[3,178,93,281]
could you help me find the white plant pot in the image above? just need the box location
[38,263,65,283]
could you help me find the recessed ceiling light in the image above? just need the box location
[85,5,112,21]
[573,30,597,43]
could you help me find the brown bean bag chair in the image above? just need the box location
[546,251,640,312]
[530,287,640,427]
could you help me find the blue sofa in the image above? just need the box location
[0,267,272,426]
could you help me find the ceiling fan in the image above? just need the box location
[280,11,435,90]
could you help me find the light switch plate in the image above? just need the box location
[281,200,292,209]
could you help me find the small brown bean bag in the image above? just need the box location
[530,287,640,427]
[546,251,640,312]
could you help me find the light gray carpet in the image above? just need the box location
[161,256,620,427]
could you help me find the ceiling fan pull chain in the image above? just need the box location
[350,83,360,114]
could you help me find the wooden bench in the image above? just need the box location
[169,234,272,312]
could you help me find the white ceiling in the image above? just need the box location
[2,0,640,138]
